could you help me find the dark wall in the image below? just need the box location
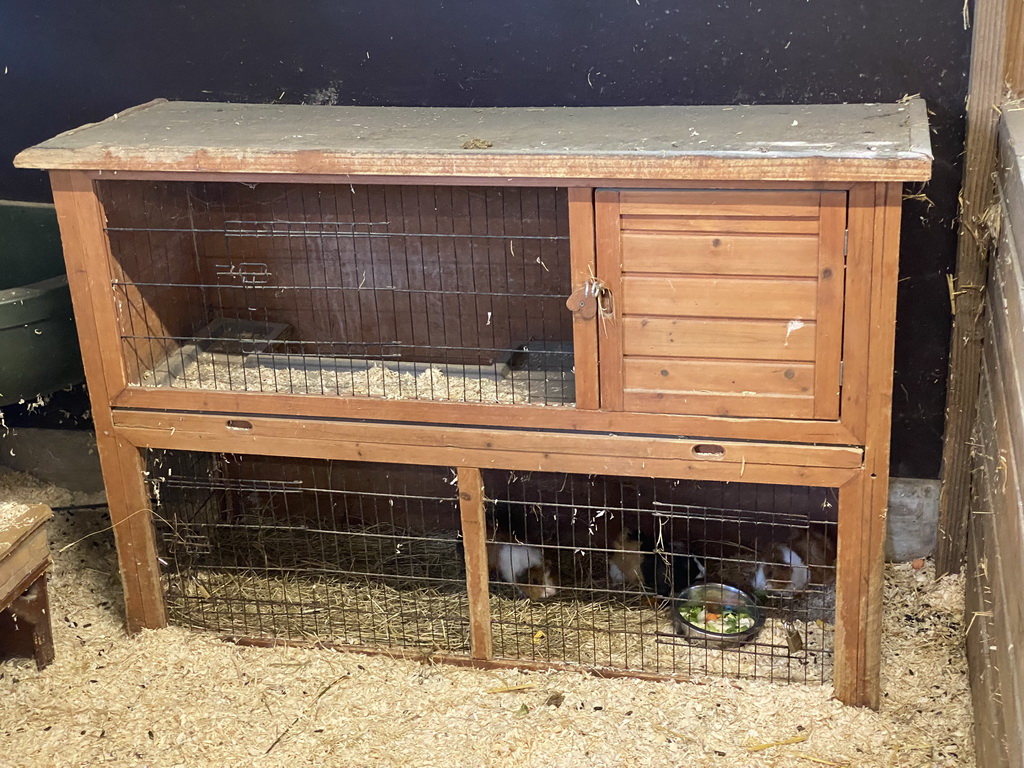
[0,1,970,478]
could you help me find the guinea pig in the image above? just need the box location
[485,500,559,601]
[608,528,704,596]
[752,529,836,594]
[608,527,645,587]
[487,537,558,601]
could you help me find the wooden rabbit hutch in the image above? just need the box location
[15,98,931,708]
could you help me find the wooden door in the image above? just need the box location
[595,189,846,420]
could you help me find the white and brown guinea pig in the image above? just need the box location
[753,529,836,594]
[486,501,558,601]
[487,535,558,601]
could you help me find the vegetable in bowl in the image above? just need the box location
[678,603,757,634]
[671,582,765,648]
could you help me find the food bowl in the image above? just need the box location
[671,582,765,648]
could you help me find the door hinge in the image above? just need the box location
[838,361,844,386]
[843,229,849,258]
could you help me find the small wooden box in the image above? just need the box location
[0,503,55,669]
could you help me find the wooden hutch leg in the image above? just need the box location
[99,437,168,633]
[457,467,493,660]
[50,170,167,633]
[835,470,887,708]
[834,181,902,708]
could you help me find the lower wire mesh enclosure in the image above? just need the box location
[150,451,837,684]
[151,451,471,653]
[481,470,837,684]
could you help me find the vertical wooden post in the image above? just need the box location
[937,0,1015,575]
[594,190,624,412]
[457,467,492,660]
[50,170,167,632]
[834,182,902,709]
[567,187,599,410]
[834,472,868,705]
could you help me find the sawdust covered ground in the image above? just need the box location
[0,467,972,767]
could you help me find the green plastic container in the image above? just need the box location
[0,201,84,407]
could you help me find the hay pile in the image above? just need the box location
[0,466,974,767]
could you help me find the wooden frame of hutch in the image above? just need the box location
[15,98,932,708]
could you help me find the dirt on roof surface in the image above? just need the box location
[0,466,972,768]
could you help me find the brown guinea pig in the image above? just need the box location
[607,527,645,587]
[609,528,705,596]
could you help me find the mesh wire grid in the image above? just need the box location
[101,181,575,406]
[150,452,837,684]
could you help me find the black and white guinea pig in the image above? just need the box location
[608,528,705,596]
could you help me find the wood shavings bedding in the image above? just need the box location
[0,467,974,767]
[161,352,575,405]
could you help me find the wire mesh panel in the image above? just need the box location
[481,470,838,684]
[150,450,470,654]
[101,181,575,405]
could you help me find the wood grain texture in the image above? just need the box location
[965,490,1009,768]
[832,183,902,709]
[109,409,863,470]
[836,183,877,443]
[972,202,1024,760]
[568,187,599,409]
[0,504,51,555]
[114,423,860,487]
[617,189,823,219]
[621,314,817,361]
[50,171,167,633]
[620,231,819,276]
[988,211,1024,468]
[621,389,814,419]
[1004,0,1024,98]
[113,384,863,444]
[812,191,847,419]
[937,0,1013,575]
[113,180,572,368]
[619,214,820,234]
[968,356,1023,766]
[16,101,932,181]
[834,472,868,708]
[595,189,625,411]
[456,467,492,661]
[982,340,1024,726]
[97,180,202,383]
[620,274,818,319]
[35,103,926,704]
[623,358,815,396]
[0,568,55,670]
[0,527,50,611]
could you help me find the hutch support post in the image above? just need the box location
[50,170,166,631]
